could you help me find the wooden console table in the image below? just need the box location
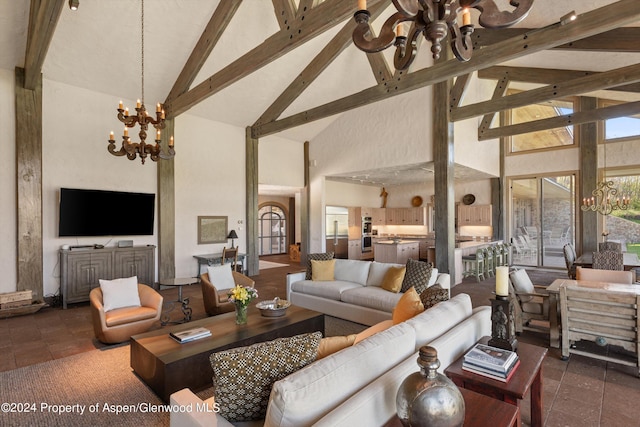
[193,252,247,276]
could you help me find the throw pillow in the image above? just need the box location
[400,258,433,294]
[509,269,535,302]
[98,276,141,312]
[419,284,449,309]
[380,266,406,293]
[353,319,394,344]
[210,331,322,422]
[392,287,425,324]
[206,263,236,291]
[317,334,357,359]
[305,252,334,280]
[311,259,336,281]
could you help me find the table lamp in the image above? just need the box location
[227,230,238,248]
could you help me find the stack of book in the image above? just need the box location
[170,327,212,343]
[462,343,520,382]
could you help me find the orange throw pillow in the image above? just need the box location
[392,287,425,324]
[317,334,357,359]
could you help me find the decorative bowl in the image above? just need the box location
[256,298,291,317]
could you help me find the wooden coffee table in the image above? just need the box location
[384,387,520,427]
[444,337,547,427]
[130,304,324,402]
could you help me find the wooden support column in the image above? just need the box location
[579,97,598,254]
[433,64,455,279]
[246,127,259,276]
[157,118,175,281]
[301,141,310,266]
[15,67,43,301]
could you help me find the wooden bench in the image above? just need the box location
[560,285,640,376]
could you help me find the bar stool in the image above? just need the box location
[462,248,485,282]
[483,247,495,278]
[503,242,512,266]
[494,243,505,267]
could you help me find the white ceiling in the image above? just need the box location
[2,0,638,193]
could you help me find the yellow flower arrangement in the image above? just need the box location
[228,284,258,307]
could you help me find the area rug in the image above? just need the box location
[259,260,289,270]
[0,345,168,427]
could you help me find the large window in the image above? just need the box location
[601,169,640,255]
[602,100,640,141]
[258,205,287,255]
[509,95,576,153]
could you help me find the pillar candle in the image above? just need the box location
[156,130,161,140]
[396,23,404,38]
[169,136,174,147]
[358,0,366,11]
[156,103,161,112]
[136,99,141,108]
[462,9,471,26]
[109,131,114,141]
[118,101,123,110]
[496,266,509,297]
[123,127,128,137]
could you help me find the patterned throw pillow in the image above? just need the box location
[306,252,334,280]
[419,284,449,309]
[400,258,433,294]
[210,332,322,422]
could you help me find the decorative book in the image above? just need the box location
[463,359,521,382]
[463,343,518,374]
[170,327,212,343]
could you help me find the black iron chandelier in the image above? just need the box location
[353,0,534,70]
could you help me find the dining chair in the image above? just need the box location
[562,243,577,279]
[598,241,622,252]
[592,250,624,271]
[221,247,240,272]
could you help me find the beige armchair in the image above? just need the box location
[201,271,255,316]
[89,284,163,344]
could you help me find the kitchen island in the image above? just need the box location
[373,240,419,264]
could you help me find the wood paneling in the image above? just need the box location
[15,67,43,301]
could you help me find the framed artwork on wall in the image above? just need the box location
[197,216,228,244]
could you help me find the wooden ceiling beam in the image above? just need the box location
[453,62,640,122]
[252,0,640,137]
[165,0,387,119]
[272,0,296,29]
[23,0,65,90]
[255,2,389,126]
[479,100,640,141]
[478,66,640,94]
[473,27,640,52]
[478,75,510,135]
[165,0,242,105]
[450,74,471,109]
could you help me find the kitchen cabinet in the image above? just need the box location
[385,207,425,225]
[371,208,386,225]
[373,241,419,264]
[348,239,362,260]
[457,204,492,226]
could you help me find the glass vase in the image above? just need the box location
[235,304,248,325]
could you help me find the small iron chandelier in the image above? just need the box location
[108,0,174,165]
[352,0,534,71]
[581,144,630,215]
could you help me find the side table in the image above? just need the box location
[159,277,199,325]
[384,387,519,427]
[444,337,547,427]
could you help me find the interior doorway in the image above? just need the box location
[258,204,287,255]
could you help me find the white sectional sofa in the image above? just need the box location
[286,259,451,326]
[169,293,491,427]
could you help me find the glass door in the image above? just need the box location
[510,175,575,268]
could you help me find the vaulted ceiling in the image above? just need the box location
[3,0,640,187]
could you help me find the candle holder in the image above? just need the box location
[488,295,517,352]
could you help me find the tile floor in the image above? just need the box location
[1,257,640,426]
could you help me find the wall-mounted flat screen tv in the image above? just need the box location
[59,188,155,237]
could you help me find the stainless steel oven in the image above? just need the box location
[362,234,372,252]
[362,217,372,234]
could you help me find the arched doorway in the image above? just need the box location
[258,204,287,255]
